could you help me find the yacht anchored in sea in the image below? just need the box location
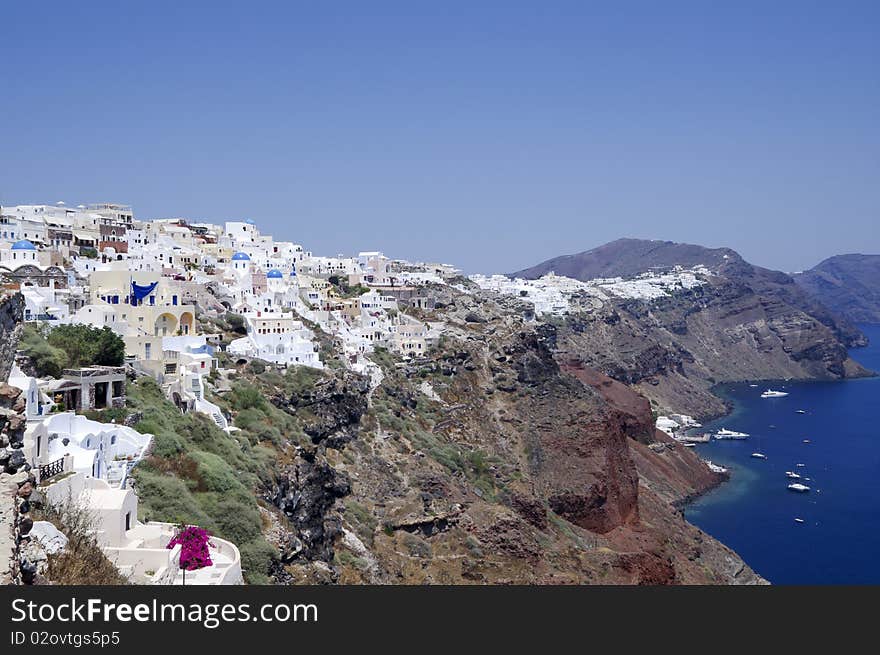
[761,389,789,398]
[715,428,749,439]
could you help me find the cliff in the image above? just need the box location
[0,292,24,382]
[794,254,880,325]
[512,239,871,417]
[224,289,764,585]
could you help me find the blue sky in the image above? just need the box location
[1,1,877,273]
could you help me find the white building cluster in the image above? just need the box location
[470,266,710,316]
[2,200,462,583]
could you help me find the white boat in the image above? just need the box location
[751,452,767,459]
[749,384,758,387]
[803,439,811,444]
[785,471,801,479]
[683,443,696,448]
[795,463,806,468]
[715,428,749,439]
[761,389,789,398]
[796,409,807,414]
[788,483,811,493]
[794,518,805,523]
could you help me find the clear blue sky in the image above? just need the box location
[1,1,877,273]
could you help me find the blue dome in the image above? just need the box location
[231,252,250,261]
[11,239,36,251]
[267,269,283,278]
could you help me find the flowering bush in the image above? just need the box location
[167,525,214,571]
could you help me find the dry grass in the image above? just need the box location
[31,499,128,585]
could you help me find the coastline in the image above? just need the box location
[677,325,880,583]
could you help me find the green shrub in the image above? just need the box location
[238,538,277,585]
[132,468,216,529]
[247,360,266,375]
[229,383,265,411]
[191,451,238,493]
[227,314,247,334]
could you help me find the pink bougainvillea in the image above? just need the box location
[167,525,214,571]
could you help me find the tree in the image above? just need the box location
[94,326,126,366]
[20,323,126,377]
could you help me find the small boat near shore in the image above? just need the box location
[751,452,767,459]
[786,471,801,479]
[796,409,807,414]
[761,389,789,398]
[794,518,805,523]
[788,483,811,493]
[674,432,711,443]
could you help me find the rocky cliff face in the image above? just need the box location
[512,239,871,417]
[794,254,880,325]
[0,293,24,382]
[243,288,764,585]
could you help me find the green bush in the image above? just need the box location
[192,451,239,493]
[226,314,247,334]
[247,360,266,375]
[133,468,216,529]
[229,383,265,411]
[238,538,277,585]
[20,323,125,377]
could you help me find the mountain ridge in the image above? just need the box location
[794,254,880,324]
[504,238,871,419]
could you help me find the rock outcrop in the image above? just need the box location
[794,254,880,325]
[0,293,24,382]
[511,239,871,417]
[247,288,765,585]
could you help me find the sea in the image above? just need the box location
[684,323,880,584]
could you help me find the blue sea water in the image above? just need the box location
[684,324,880,584]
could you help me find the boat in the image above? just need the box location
[796,409,807,414]
[750,452,767,459]
[675,433,711,443]
[683,443,696,448]
[796,463,806,468]
[787,483,811,493]
[785,471,801,479]
[749,384,758,387]
[761,389,789,398]
[714,428,749,439]
[803,439,811,444]
[794,518,805,523]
